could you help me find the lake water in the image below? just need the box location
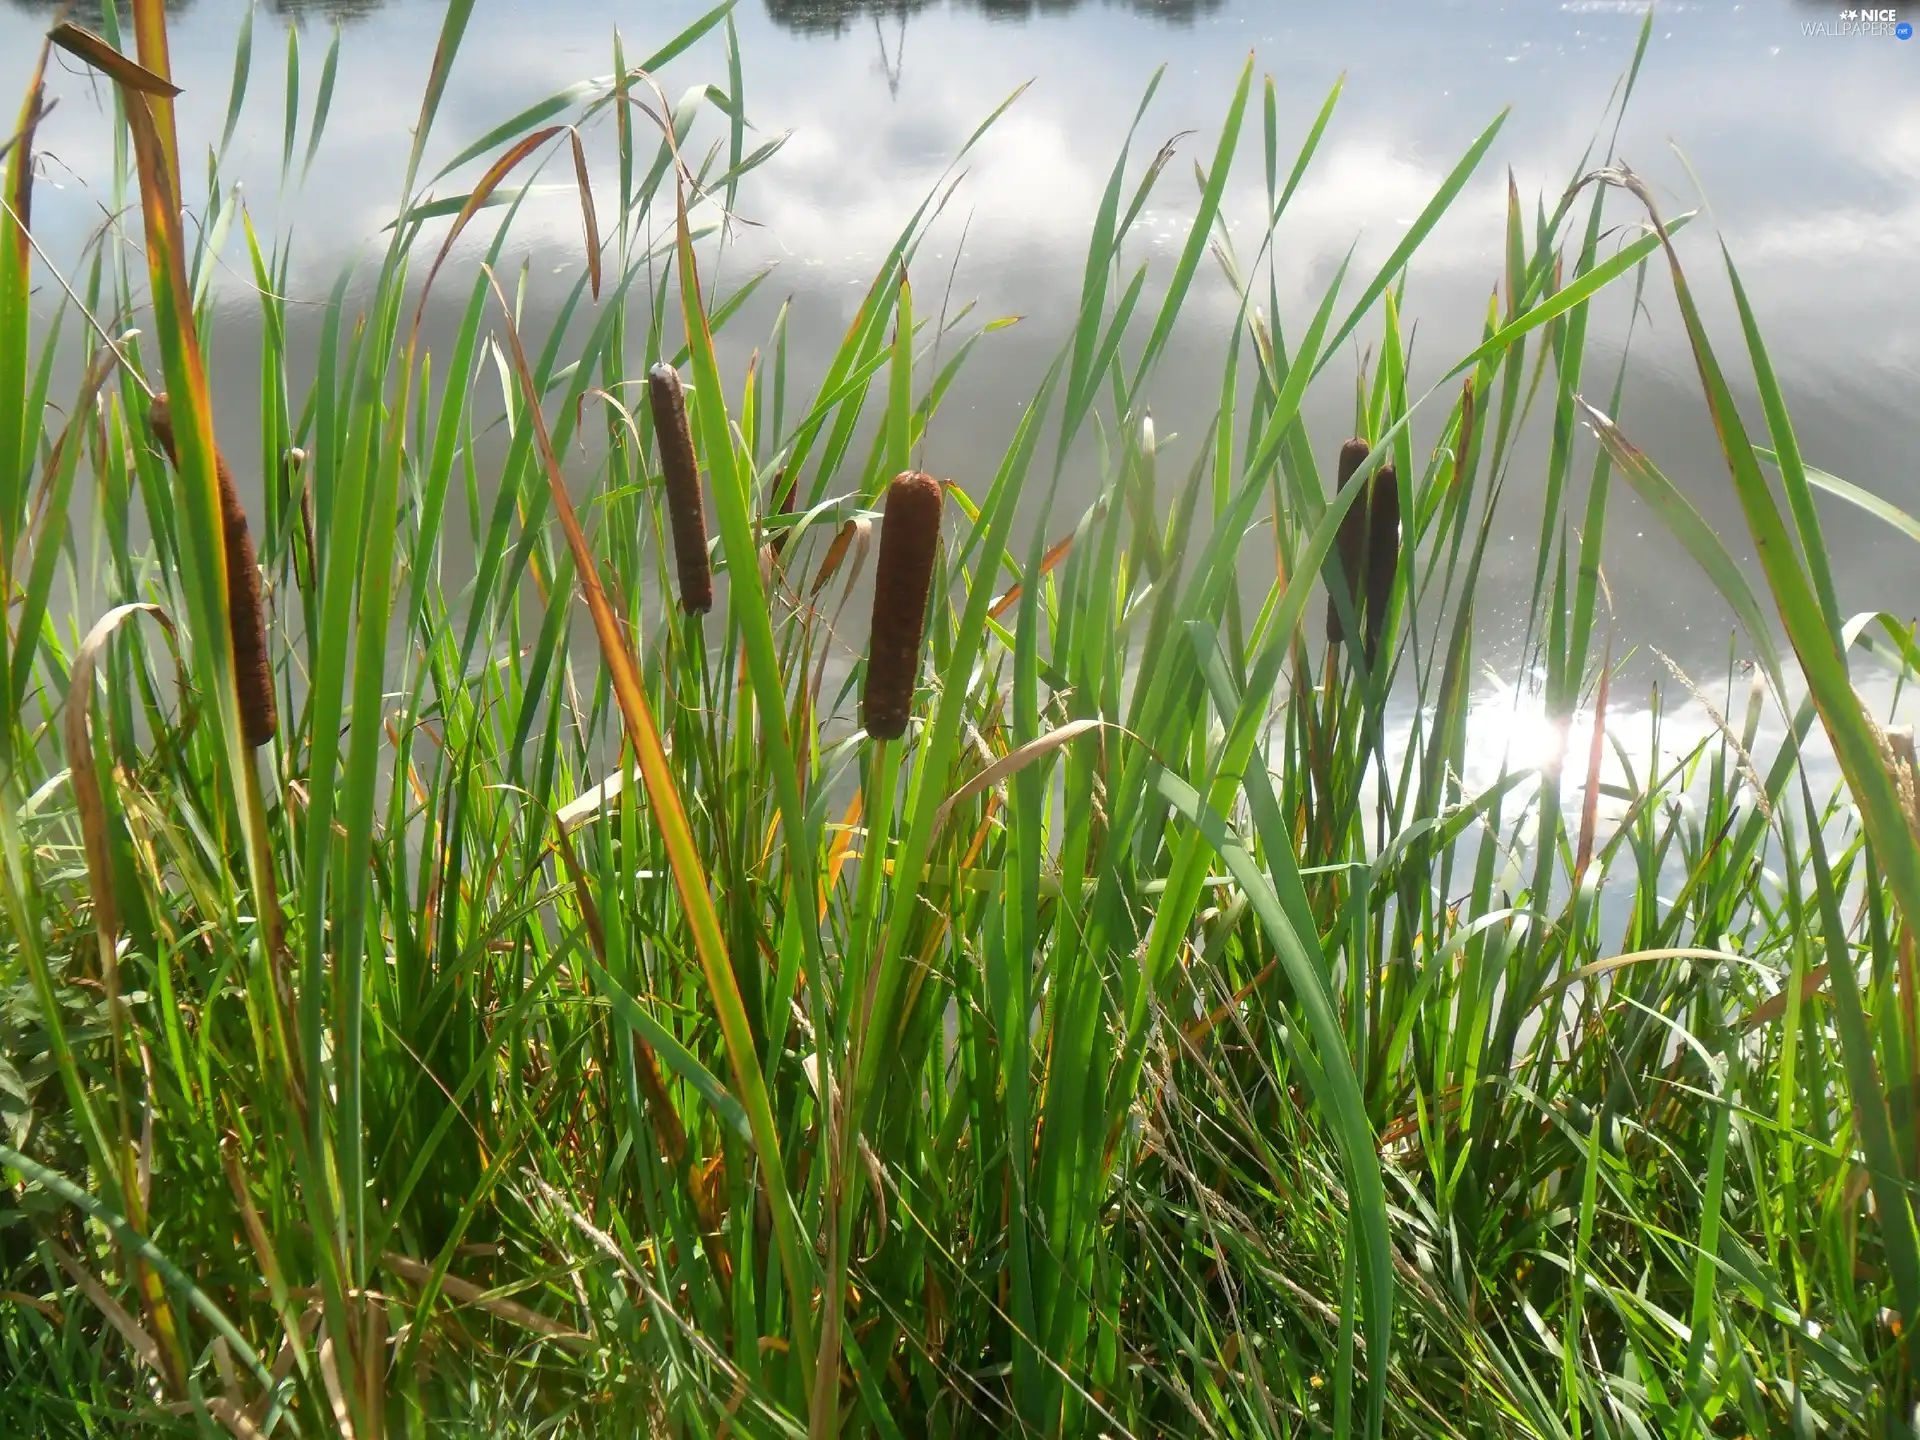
[4,0,1916,700]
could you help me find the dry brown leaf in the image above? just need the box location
[382,1253,587,1345]
[568,128,601,301]
[317,1332,359,1440]
[47,1240,161,1373]
[49,23,182,96]
[987,523,1078,621]
[931,719,1105,840]
[411,126,565,337]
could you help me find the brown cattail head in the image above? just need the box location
[1326,437,1371,646]
[148,394,277,749]
[862,472,944,741]
[646,363,713,616]
[1363,463,1401,665]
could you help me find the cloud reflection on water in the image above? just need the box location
[0,0,1914,687]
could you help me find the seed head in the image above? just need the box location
[1326,437,1371,647]
[646,363,713,616]
[862,472,944,741]
[148,394,277,749]
[1364,463,1401,665]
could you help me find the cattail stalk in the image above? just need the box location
[647,363,713,615]
[862,472,944,741]
[1325,437,1371,646]
[148,395,277,748]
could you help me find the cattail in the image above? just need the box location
[862,472,944,741]
[1325,437,1371,646]
[147,395,277,749]
[646,363,713,615]
[1363,463,1400,666]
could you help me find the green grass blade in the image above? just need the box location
[1315,107,1509,374]
[1130,52,1251,392]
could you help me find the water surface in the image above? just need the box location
[4,0,1916,691]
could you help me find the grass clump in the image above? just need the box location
[3,3,1920,1437]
